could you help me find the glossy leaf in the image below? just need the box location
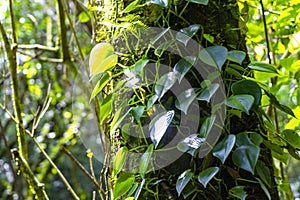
[147,95,158,110]
[187,0,209,5]
[177,134,205,156]
[139,144,154,175]
[155,72,177,100]
[100,94,113,124]
[197,167,219,188]
[231,80,262,107]
[232,144,260,174]
[229,186,247,200]
[113,173,135,200]
[176,24,200,45]
[226,94,254,115]
[213,134,236,164]
[123,0,141,13]
[227,50,246,65]
[203,33,214,43]
[175,88,197,114]
[282,129,300,149]
[173,56,197,83]
[146,0,168,7]
[90,72,110,102]
[89,43,118,76]
[176,169,193,196]
[149,111,174,148]
[197,83,219,102]
[132,106,144,122]
[248,61,279,74]
[205,46,228,70]
[199,115,216,137]
[114,147,128,176]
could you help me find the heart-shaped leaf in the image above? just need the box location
[113,173,135,200]
[199,115,216,137]
[227,50,246,65]
[248,61,279,74]
[176,169,193,196]
[149,111,174,148]
[229,186,247,200]
[139,144,154,175]
[176,24,200,46]
[155,72,177,100]
[187,0,209,5]
[226,94,254,115]
[177,134,205,156]
[205,46,228,70]
[147,95,158,110]
[174,56,197,83]
[132,106,144,122]
[232,144,260,174]
[197,83,219,102]
[175,88,197,114]
[235,132,255,147]
[89,43,118,76]
[113,147,128,176]
[198,167,219,188]
[213,134,236,164]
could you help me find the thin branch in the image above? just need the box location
[17,50,63,63]
[18,44,59,52]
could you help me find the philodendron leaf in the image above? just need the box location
[146,0,168,7]
[175,88,197,114]
[174,56,197,83]
[113,173,135,200]
[265,91,296,117]
[231,79,262,107]
[248,61,279,74]
[90,72,110,102]
[147,94,158,110]
[227,50,246,65]
[256,178,271,200]
[197,83,219,102]
[205,46,228,70]
[199,115,216,138]
[176,24,200,46]
[177,134,205,156]
[256,160,271,188]
[155,72,177,100]
[89,43,118,76]
[100,94,113,124]
[187,0,209,5]
[131,59,149,77]
[213,134,236,164]
[229,186,247,200]
[132,106,144,122]
[282,129,300,149]
[232,144,260,174]
[197,167,219,188]
[226,94,254,115]
[176,169,193,196]
[113,147,128,176]
[139,144,154,175]
[149,111,174,148]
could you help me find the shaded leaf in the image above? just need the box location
[256,178,271,200]
[146,0,168,7]
[149,111,174,148]
[150,28,169,45]
[213,134,236,164]
[110,104,132,134]
[199,115,216,137]
[229,186,247,200]
[248,61,279,74]
[226,94,254,115]
[265,91,296,117]
[175,88,197,114]
[197,83,219,102]
[114,173,135,200]
[132,106,144,122]
[131,59,149,77]
[139,144,154,175]
[176,24,200,46]
[155,72,177,100]
[173,56,197,83]
[177,134,205,156]
[227,50,246,65]
[147,95,158,110]
[256,160,271,187]
[198,167,219,188]
[236,132,255,147]
[182,184,197,199]
[205,46,228,70]
[176,169,193,196]
[282,129,300,149]
[187,0,209,5]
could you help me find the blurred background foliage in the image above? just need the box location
[0,0,299,199]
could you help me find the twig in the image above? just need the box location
[18,44,59,52]
[17,49,63,63]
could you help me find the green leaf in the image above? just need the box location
[205,46,228,70]
[176,169,193,196]
[150,28,169,45]
[197,167,219,188]
[110,104,132,134]
[197,83,219,102]
[89,43,118,76]
[272,150,290,165]
[100,94,113,124]
[149,111,174,148]
[139,144,154,175]
[175,88,197,114]
[282,129,300,149]
[248,61,279,74]
[199,115,216,137]
[154,40,172,57]
[256,178,271,200]
[256,160,271,187]
[131,59,149,77]
[232,144,260,174]
[177,134,205,156]
[236,132,255,147]
[203,33,214,43]
[231,79,262,107]
[78,11,90,23]
[265,91,296,117]
[123,0,141,13]
[229,186,247,200]
[155,72,177,100]
[213,135,236,164]
[227,50,246,65]
[182,184,197,199]
[114,147,128,176]
[187,0,209,5]
[176,24,200,46]
[132,106,144,122]
[249,132,263,146]
[147,95,158,110]
[226,94,254,115]
[90,72,110,102]
[146,0,168,7]
[173,56,197,83]
[113,173,135,200]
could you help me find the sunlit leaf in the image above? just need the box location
[100,94,113,124]
[197,167,219,188]
[175,88,197,114]
[173,56,197,83]
[176,24,200,46]
[187,0,209,5]
[229,186,247,200]
[110,104,132,134]
[176,169,193,196]
[248,61,279,74]
[123,0,141,13]
[78,11,90,23]
[114,147,128,176]
[282,129,300,149]
[113,173,135,200]
[149,110,174,148]
[177,134,205,156]
[226,94,254,115]
[155,72,177,100]
[205,46,228,70]
[213,134,236,164]
[90,72,110,102]
[139,144,154,175]
[203,33,214,43]
[227,50,246,65]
